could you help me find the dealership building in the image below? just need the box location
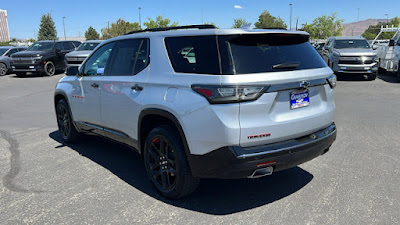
[0,9,10,42]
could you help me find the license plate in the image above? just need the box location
[290,89,310,109]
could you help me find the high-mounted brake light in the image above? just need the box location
[192,85,269,104]
[327,75,337,89]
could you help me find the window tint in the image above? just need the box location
[83,42,115,76]
[62,42,74,50]
[55,43,64,51]
[165,36,220,74]
[6,49,18,56]
[221,34,326,74]
[109,39,149,76]
[334,39,370,49]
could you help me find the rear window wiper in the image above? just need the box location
[272,62,300,69]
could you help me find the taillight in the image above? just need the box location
[327,75,337,89]
[191,85,268,104]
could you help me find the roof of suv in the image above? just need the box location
[104,27,309,43]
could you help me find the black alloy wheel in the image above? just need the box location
[56,99,80,143]
[144,126,199,199]
[147,135,178,191]
[44,61,55,76]
[0,63,7,76]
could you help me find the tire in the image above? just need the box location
[144,125,199,199]
[0,63,7,76]
[44,61,55,76]
[15,72,26,78]
[368,73,377,81]
[55,99,80,143]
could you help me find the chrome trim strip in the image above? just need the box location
[236,125,336,159]
[266,75,332,93]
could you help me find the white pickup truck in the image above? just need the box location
[372,25,400,80]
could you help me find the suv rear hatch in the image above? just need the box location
[218,33,336,147]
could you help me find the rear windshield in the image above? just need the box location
[165,34,326,75]
[334,39,370,49]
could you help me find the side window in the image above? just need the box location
[6,49,18,56]
[165,36,220,74]
[83,42,115,76]
[62,42,74,50]
[108,39,149,76]
[55,43,64,51]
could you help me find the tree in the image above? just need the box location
[255,10,287,29]
[85,26,100,40]
[144,16,178,29]
[101,19,140,39]
[301,13,344,39]
[362,17,400,40]
[37,13,57,40]
[232,18,248,28]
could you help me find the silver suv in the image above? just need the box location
[54,25,337,199]
[322,36,378,80]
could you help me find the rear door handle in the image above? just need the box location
[131,84,143,91]
[91,83,99,88]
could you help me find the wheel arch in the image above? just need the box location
[138,108,190,158]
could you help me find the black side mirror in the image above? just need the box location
[323,46,329,50]
[66,66,79,76]
[389,39,395,47]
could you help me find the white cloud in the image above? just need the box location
[234,5,243,9]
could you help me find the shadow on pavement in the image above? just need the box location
[49,131,313,215]
[378,73,399,83]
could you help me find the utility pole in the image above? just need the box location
[33,30,36,40]
[138,7,142,29]
[62,17,66,40]
[357,8,360,21]
[385,14,389,24]
[294,17,299,31]
[289,3,293,30]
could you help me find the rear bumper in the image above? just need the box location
[188,123,337,179]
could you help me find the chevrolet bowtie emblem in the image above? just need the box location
[300,81,311,88]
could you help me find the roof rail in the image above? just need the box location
[125,24,217,35]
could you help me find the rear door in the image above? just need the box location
[218,33,335,147]
[99,38,150,141]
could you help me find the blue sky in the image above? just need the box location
[2,0,399,39]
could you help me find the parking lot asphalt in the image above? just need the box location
[0,73,399,224]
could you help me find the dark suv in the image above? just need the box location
[11,40,81,77]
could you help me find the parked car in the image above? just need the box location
[65,40,103,68]
[54,25,337,199]
[322,36,378,80]
[0,46,27,76]
[10,40,81,77]
[372,25,400,81]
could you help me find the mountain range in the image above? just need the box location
[341,19,388,36]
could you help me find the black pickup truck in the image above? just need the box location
[11,40,81,77]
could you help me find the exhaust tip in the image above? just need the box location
[248,166,274,179]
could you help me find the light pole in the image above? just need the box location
[385,14,389,24]
[62,17,66,40]
[294,17,299,31]
[357,8,360,21]
[138,7,142,29]
[289,3,293,30]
